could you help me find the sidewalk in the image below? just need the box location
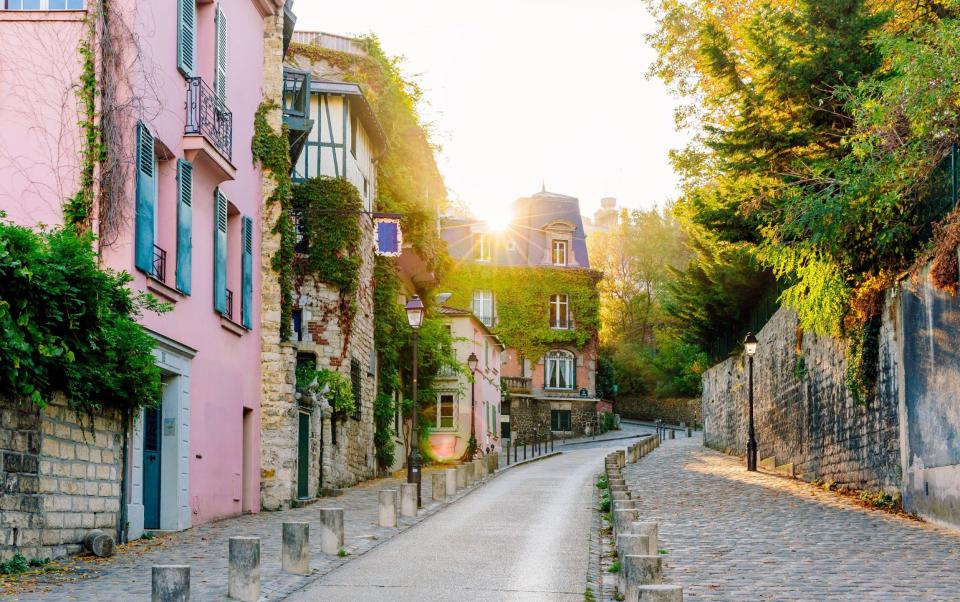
[3,465,496,601]
[623,436,960,600]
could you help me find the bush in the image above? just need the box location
[373,393,396,469]
[0,223,164,413]
[0,554,29,575]
[599,412,617,434]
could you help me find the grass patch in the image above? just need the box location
[607,560,621,573]
[338,548,348,557]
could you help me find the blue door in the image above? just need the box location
[143,407,162,529]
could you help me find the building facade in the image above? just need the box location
[441,189,604,441]
[428,307,504,462]
[0,0,290,557]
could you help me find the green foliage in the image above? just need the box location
[0,223,164,413]
[0,554,29,575]
[316,369,355,415]
[599,491,611,512]
[441,264,601,361]
[858,489,901,510]
[596,473,608,489]
[598,412,617,435]
[64,24,102,233]
[338,548,348,557]
[607,560,621,574]
[373,393,396,469]
[252,101,294,341]
[292,177,363,296]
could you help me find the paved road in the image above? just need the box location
[288,431,649,602]
[624,436,960,601]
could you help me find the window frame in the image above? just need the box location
[476,233,491,262]
[436,391,456,431]
[550,409,572,432]
[545,350,575,390]
[472,289,495,328]
[550,293,570,329]
[3,0,84,9]
[551,239,568,266]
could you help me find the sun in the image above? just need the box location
[477,205,512,232]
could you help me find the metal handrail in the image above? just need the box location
[225,288,234,321]
[152,245,167,283]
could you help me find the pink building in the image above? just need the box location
[0,0,289,539]
[428,306,504,462]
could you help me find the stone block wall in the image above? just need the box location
[701,308,901,492]
[507,396,598,441]
[1,394,123,561]
[615,397,701,427]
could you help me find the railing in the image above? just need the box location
[505,427,554,465]
[502,376,532,394]
[282,68,310,118]
[225,288,234,322]
[152,245,167,283]
[185,77,233,161]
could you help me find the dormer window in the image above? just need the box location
[476,233,491,262]
[552,240,567,266]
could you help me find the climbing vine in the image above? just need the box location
[252,101,295,341]
[440,265,602,361]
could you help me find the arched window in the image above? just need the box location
[545,350,575,390]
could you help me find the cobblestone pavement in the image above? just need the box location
[3,465,506,601]
[623,436,960,601]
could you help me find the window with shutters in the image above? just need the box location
[550,409,572,432]
[550,294,570,329]
[175,160,193,294]
[214,4,228,106]
[240,215,253,329]
[213,189,229,315]
[177,0,196,76]
[472,290,495,328]
[545,350,575,390]
[436,393,455,431]
[135,122,156,275]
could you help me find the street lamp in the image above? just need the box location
[405,295,425,505]
[467,352,479,458]
[744,331,759,472]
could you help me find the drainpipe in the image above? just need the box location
[117,407,131,545]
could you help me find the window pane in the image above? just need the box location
[67,0,85,9]
[439,394,454,429]
[48,0,66,7]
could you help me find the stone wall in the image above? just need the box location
[507,396,598,441]
[1,395,124,561]
[701,307,901,493]
[615,397,701,427]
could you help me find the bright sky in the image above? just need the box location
[294,0,687,221]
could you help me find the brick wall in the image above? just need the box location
[1,394,123,561]
[701,308,901,492]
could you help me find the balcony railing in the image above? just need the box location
[503,376,532,394]
[152,245,167,283]
[225,288,234,322]
[185,77,233,161]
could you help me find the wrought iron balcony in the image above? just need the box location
[225,288,234,322]
[283,67,312,165]
[503,376,532,395]
[185,77,233,161]
[152,245,167,283]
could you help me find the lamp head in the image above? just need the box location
[744,332,759,357]
[467,352,479,372]
[405,295,425,329]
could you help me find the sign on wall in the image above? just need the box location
[374,213,402,256]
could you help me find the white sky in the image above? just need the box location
[294,0,687,221]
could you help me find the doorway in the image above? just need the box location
[297,411,310,499]
[143,406,162,530]
[242,408,254,512]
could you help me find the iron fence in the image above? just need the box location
[185,77,233,160]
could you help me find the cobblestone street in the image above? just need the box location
[624,436,960,601]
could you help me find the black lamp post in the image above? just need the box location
[744,331,759,472]
[405,295,425,505]
[467,352,479,458]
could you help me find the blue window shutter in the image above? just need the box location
[214,4,227,105]
[213,189,227,313]
[177,0,195,75]
[134,122,155,273]
[175,159,193,294]
[241,215,253,329]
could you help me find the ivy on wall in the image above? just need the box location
[252,101,295,341]
[63,21,103,233]
[441,265,602,361]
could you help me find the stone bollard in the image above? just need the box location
[228,537,260,601]
[400,483,418,517]
[152,565,189,602]
[687,427,692,437]
[378,490,397,528]
[281,522,310,575]
[473,458,486,482]
[318,508,344,555]
[444,468,457,497]
[487,452,497,474]
[83,529,115,557]
[622,555,662,601]
[617,450,626,468]
[456,464,467,489]
[628,521,659,555]
[637,584,684,601]
[612,498,637,512]
[464,462,475,486]
[611,489,630,503]
[613,508,638,535]
[617,533,650,558]
[432,471,447,502]
[669,429,675,440]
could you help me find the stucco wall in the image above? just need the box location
[701,307,901,493]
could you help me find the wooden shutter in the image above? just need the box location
[241,215,253,329]
[175,160,193,294]
[134,122,155,273]
[177,0,195,75]
[214,4,227,105]
[213,189,227,313]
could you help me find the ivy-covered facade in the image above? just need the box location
[441,190,604,440]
